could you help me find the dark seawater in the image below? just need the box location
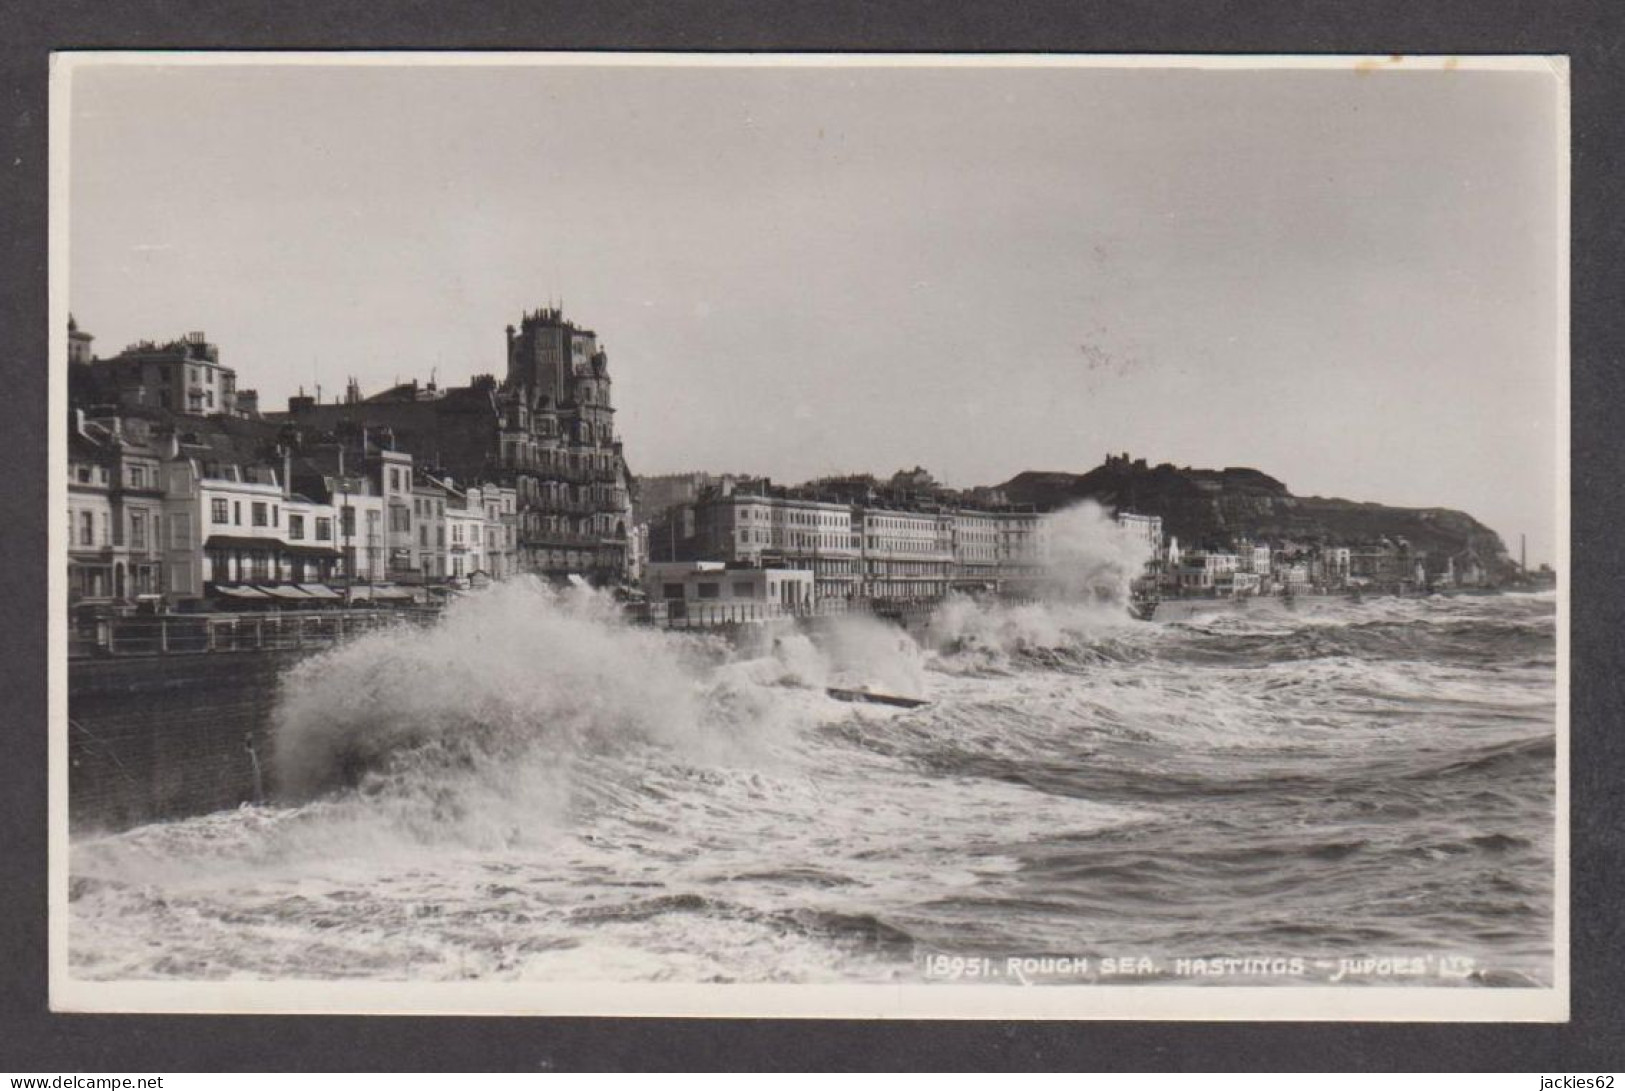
[68,583,1557,987]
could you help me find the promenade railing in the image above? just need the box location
[625,595,941,631]
[69,607,443,659]
[70,594,950,658]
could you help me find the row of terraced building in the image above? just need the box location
[65,307,638,612]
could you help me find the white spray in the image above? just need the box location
[928,501,1152,658]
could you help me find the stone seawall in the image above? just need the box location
[69,650,313,832]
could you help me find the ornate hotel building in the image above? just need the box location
[272,306,635,587]
[498,307,634,584]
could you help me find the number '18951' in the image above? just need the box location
[923,955,999,979]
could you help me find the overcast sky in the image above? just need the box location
[65,59,1564,563]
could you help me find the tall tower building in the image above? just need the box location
[498,306,633,585]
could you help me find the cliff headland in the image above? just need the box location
[999,456,1513,577]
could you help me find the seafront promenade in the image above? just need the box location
[68,594,940,661]
[68,607,442,659]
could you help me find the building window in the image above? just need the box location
[76,465,91,484]
[288,514,305,540]
[252,502,268,527]
[315,517,332,541]
[171,512,190,548]
[340,506,355,538]
[210,498,228,523]
[130,511,146,550]
[272,505,279,526]
[233,501,242,525]
[697,582,720,600]
[129,465,146,489]
[79,511,93,546]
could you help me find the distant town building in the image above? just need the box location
[887,466,941,495]
[950,509,1002,591]
[1175,550,1241,594]
[1116,510,1165,594]
[495,307,634,583]
[160,422,340,602]
[67,314,94,366]
[64,309,1507,613]
[649,477,1056,605]
[633,471,751,526]
[856,504,954,601]
[1116,512,1164,561]
[276,307,636,587]
[995,510,1047,593]
[1235,539,1271,576]
[1276,559,1314,592]
[645,560,815,616]
[684,484,860,601]
[67,416,117,603]
[74,326,240,417]
[410,475,449,581]
[67,411,168,604]
[66,313,538,609]
[1321,546,1352,587]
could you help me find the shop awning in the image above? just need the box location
[205,535,277,551]
[370,585,416,601]
[214,585,271,599]
[283,543,340,558]
[256,585,314,601]
[297,583,343,599]
[203,535,338,557]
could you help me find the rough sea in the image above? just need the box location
[68,545,1557,989]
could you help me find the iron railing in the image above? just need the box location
[625,595,939,630]
[68,594,945,658]
[68,608,443,659]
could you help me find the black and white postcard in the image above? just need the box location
[50,53,1568,1020]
